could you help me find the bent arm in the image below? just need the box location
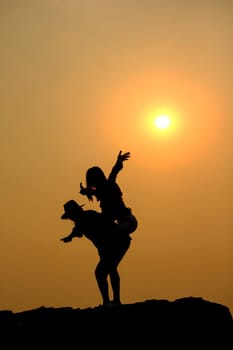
[79,182,95,201]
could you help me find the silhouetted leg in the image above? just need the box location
[108,237,131,305]
[109,269,121,304]
[95,261,110,305]
[111,214,138,235]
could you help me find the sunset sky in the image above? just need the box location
[1,0,232,314]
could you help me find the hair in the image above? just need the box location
[86,166,106,187]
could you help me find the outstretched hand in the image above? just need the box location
[60,235,73,243]
[80,182,93,201]
[118,150,131,162]
[79,182,86,195]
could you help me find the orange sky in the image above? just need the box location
[0,0,232,314]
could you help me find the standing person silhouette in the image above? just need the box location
[60,199,132,307]
[79,150,138,305]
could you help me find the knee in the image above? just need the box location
[95,264,107,280]
[95,265,101,278]
[110,269,120,280]
[128,215,138,233]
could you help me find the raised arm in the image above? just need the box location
[108,150,131,181]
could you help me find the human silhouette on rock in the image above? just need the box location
[61,150,138,306]
[60,199,132,306]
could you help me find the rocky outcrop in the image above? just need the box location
[0,297,232,348]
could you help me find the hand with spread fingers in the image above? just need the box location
[117,150,131,162]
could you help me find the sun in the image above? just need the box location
[154,115,171,129]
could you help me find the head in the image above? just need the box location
[61,200,84,220]
[86,166,107,188]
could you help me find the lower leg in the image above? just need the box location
[95,265,110,305]
[110,269,121,304]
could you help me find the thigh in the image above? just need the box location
[106,236,131,268]
[113,214,138,235]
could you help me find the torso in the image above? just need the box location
[96,182,128,221]
[78,210,114,248]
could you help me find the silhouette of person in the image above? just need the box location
[79,150,138,237]
[60,199,131,306]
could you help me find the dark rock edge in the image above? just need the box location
[1,297,232,347]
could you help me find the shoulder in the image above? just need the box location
[83,210,102,220]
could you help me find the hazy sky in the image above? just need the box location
[1,0,232,314]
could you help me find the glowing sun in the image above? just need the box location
[154,115,171,129]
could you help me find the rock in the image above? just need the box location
[0,297,232,348]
